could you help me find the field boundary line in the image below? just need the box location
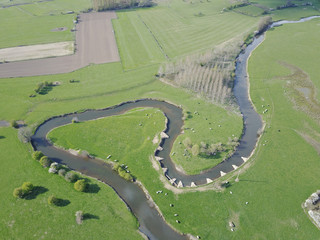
[136,13,170,60]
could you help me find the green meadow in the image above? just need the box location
[1,0,320,239]
[0,0,91,48]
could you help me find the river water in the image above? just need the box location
[31,15,320,240]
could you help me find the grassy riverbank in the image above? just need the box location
[1,0,320,239]
[0,127,141,239]
[48,108,166,165]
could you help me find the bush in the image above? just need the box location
[191,144,200,156]
[32,151,44,161]
[65,172,77,182]
[119,170,133,182]
[112,163,120,171]
[18,127,32,143]
[40,156,52,168]
[258,16,272,33]
[21,182,33,193]
[75,211,83,224]
[13,187,25,198]
[183,137,192,149]
[74,179,87,192]
[113,163,133,181]
[48,195,59,205]
[11,120,18,128]
[58,169,66,177]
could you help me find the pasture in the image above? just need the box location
[1,0,320,239]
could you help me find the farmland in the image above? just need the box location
[1,0,320,239]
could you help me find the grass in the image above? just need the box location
[48,108,166,166]
[112,0,258,68]
[112,11,166,69]
[1,0,320,239]
[0,0,91,48]
[233,5,266,17]
[0,127,141,239]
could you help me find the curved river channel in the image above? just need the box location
[31,16,320,240]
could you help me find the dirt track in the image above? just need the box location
[0,11,120,78]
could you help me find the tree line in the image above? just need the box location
[92,0,154,11]
[158,39,244,107]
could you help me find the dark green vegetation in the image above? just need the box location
[92,0,153,11]
[1,0,320,239]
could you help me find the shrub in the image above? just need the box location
[21,182,33,193]
[119,170,133,182]
[13,187,25,198]
[191,144,200,156]
[112,163,120,171]
[48,195,59,205]
[65,172,77,182]
[72,117,79,123]
[75,211,83,224]
[18,127,32,143]
[58,169,66,177]
[11,120,18,128]
[113,163,133,181]
[49,162,60,173]
[183,137,192,149]
[32,151,44,161]
[74,179,87,192]
[258,16,272,33]
[40,156,52,168]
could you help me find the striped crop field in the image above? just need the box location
[112,0,258,68]
[113,11,166,70]
[136,0,258,58]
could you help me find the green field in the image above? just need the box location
[0,0,91,48]
[48,108,166,165]
[0,128,141,239]
[1,0,320,239]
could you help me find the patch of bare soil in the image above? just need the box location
[0,42,74,62]
[0,11,120,78]
[152,134,159,144]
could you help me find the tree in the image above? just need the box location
[183,137,192,149]
[11,120,18,128]
[74,179,87,192]
[191,144,200,156]
[18,127,32,143]
[258,16,272,33]
[65,171,77,182]
[75,211,83,224]
[58,169,66,177]
[48,195,58,205]
[40,156,52,168]
[32,151,44,161]
[13,187,25,198]
[21,182,33,193]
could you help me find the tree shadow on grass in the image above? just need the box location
[56,199,71,207]
[86,184,100,194]
[83,213,99,220]
[25,186,48,200]
[0,136,5,139]
[38,85,53,95]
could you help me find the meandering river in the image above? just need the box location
[30,16,320,240]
